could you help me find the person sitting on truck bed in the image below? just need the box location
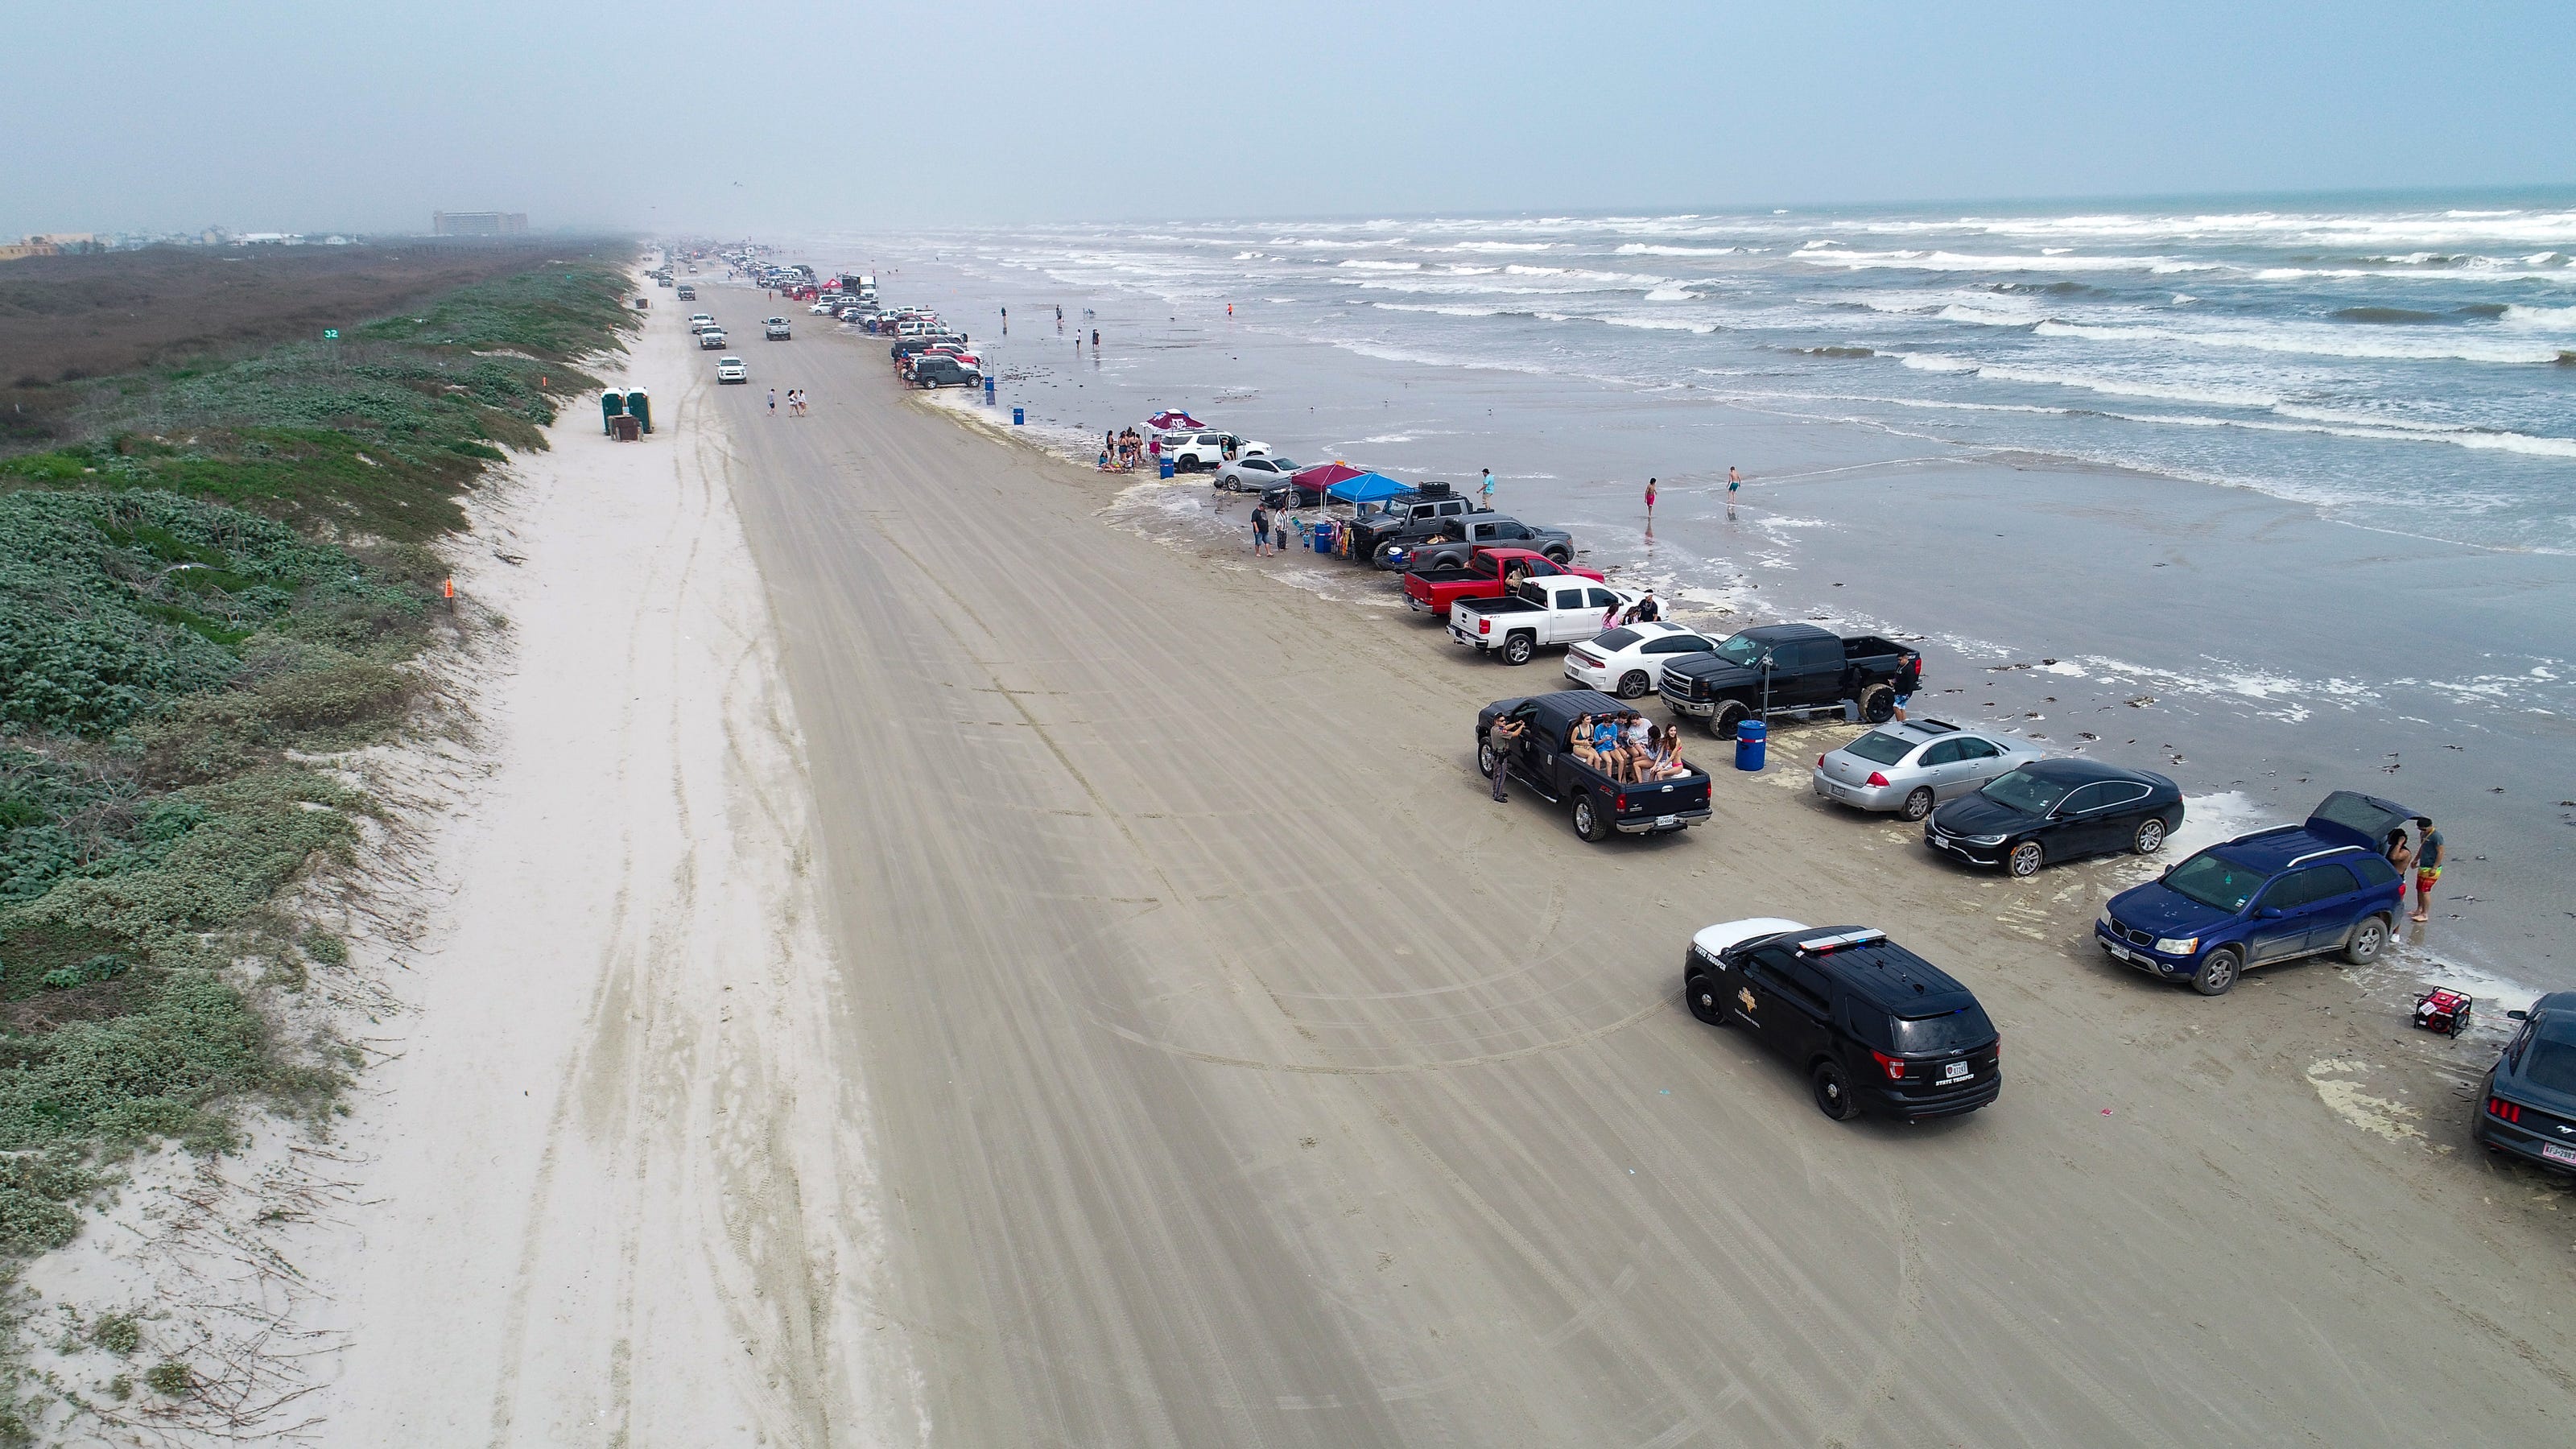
[1570,715,1601,770]
[1647,724,1687,779]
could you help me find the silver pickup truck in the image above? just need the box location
[1449,578,1641,666]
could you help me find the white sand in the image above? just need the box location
[281,278,919,1443]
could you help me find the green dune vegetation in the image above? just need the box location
[0,248,631,1433]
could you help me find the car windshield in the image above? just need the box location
[1268,457,1298,472]
[1594,628,1642,651]
[1977,770,2069,815]
[1839,732,1915,766]
[2524,1025,2576,1093]
[2161,851,2267,914]
[1891,1004,1996,1055]
[1708,634,1765,667]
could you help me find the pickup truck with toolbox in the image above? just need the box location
[1659,623,1923,737]
[1450,578,1641,665]
[1403,547,1605,621]
[1476,690,1715,842]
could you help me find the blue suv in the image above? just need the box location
[2095,792,2417,997]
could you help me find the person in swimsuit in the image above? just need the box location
[2412,820,2443,922]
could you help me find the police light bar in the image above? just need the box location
[1798,929,1887,955]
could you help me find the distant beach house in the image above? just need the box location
[0,233,100,262]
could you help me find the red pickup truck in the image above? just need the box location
[1403,547,1607,621]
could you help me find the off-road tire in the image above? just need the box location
[2191,947,2244,997]
[2344,914,2391,965]
[1711,701,1748,741]
[1544,545,1573,565]
[1901,787,1935,821]
[1617,671,1651,699]
[1859,683,1897,723]
[1373,542,1402,569]
[1812,1060,1860,1121]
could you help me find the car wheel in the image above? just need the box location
[2131,816,2168,854]
[1545,546,1572,565]
[1617,671,1650,699]
[2007,840,2045,877]
[1711,702,1748,740]
[1812,1059,1860,1121]
[1476,740,1498,778]
[1859,683,1897,723]
[2191,947,2244,997]
[2344,914,2390,965]
[1503,634,1535,666]
[1686,974,1724,1026]
[1900,787,1935,821]
[1572,795,1608,843]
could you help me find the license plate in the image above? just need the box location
[2108,943,2133,962]
[2543,1143,2576,1166]
[1655,815,1677,828]
[1942,1061,1970,1082]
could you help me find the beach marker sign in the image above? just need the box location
[323,328,339,340]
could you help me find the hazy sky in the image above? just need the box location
[5,0,2571,237]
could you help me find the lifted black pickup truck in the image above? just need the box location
[1476,690,1714,842]
[1659,623,1923,737]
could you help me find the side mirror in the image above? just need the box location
[2256,907,2284,920]
[2507,1009,2529,1021]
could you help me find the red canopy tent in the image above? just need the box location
[1146,410,1204,431]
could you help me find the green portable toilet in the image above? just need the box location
[600,390,625,435]
[625,388,651,435]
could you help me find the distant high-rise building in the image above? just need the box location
[432,211,529,237]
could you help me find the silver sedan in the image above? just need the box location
[1811,719,2044,820]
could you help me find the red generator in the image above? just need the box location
[2413,988,2475,1037]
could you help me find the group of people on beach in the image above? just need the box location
[1571,711,1688,783]
[1097,427,1146,473]
[766,388,809,417]
[2383,819,2447,923]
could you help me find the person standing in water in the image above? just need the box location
[1727,465,1742,518]
[1644,477,1657,522]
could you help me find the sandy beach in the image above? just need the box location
[131,261,2565,1446]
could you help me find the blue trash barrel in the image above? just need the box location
[1160,459,1175,479]
[984,375,996,402]
[1734,718,1768,772]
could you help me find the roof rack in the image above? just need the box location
[1796,928,1887,956]
[2286,844,2365,869]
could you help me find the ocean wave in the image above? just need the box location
[2330,307,2449,324]
[1616,244,1739,257]
[1603,315,1719,334]
[1339,258,1422,270]
[2031,318,2574,365]
[2502,303,2576,327]
[1372,302,1513,317]
[1795,247,2224,275]
[1433,242,1555,252]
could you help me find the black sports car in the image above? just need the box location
[1924,757,2183,877]
[2477,992,2576,1176]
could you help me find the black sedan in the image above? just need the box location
[1923,757,2182,877]
[2477,992,2576,1176]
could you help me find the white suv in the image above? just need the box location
[715,355,748,384]
[1165,431,1269,473]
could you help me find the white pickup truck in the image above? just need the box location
[1448,578,1641,666]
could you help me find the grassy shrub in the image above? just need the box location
[0,971,266,1152]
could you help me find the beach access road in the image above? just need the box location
[708,348,2576,1447]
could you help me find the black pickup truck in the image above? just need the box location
[1659,623,1923,737]
[1476,690,1715,842]
[1387,514,1576,573]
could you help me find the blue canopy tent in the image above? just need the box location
[1323,472,1414,507]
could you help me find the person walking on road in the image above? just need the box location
[2411,820,2444,922]
[767,388,777,416]
[1645,477,1657,522]
[1480,468,1495,509]
[1487,714,1525,802]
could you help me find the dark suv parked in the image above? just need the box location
[1684,919,2001,1122]
[2095,791,2415,996]
[908,354,980,390]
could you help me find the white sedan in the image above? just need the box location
[1563,621,1720,699]
[808,300,838,314]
